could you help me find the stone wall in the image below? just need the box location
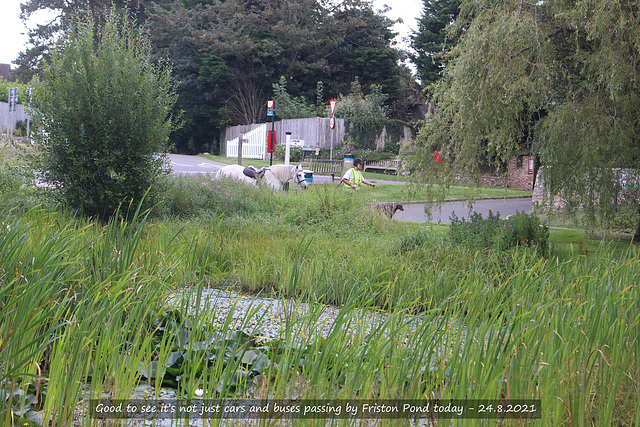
[456,174,507,187]
[533,167,640,210]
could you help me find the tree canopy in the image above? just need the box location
[143,0,406,153]
[15,0,409,154]
[410,0,461,89]
[412,0,640,240]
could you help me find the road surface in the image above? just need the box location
[168,153,225,175]
[393,198,532,223]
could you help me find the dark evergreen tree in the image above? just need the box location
[18,0,406,154]
[410,0,461,89]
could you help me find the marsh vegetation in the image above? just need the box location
[0,170,638,426]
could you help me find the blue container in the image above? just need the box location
[304,170,313,183]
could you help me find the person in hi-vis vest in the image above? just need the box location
[342,158,377,191]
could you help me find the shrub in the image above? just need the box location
[449,210,504,248]
[273,145,303,162]
[500,212,549,256]
[31,10,178,221]
[448,211,549,255]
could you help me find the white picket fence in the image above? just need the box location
[226,124,267,159]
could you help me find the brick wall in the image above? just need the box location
[508,155,536,190]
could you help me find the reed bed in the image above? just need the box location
[0,192,638,426]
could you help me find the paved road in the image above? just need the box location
[168,154,532,223]
[168,153,225,175]
[393,198,532,223]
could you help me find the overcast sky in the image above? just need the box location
[0,0,423,66]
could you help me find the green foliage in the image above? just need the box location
[272,146,303,162]
[31,10,179,221]
[0,146,38,211]
[412,0,640,239]
[449,211,549,256]
[282,185,379,236]
[13,0,149,83]
[335,79,390,150]
[501,212,549,256]
[157,174,286,219]
[1,198,639,425]
[0,163,24,195]
[410,0,462,89]
[0,80,30,103]
[357,150,397,162]
[272,77,318,119]
[448,210,505,248]
[397,229,432,253]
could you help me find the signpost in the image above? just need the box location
[329,99,337,160]
[26,88,32,141]
[267,100,275,165]
[8,88,18,143]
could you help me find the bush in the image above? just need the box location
[449,210,504,248]
[448,211,549,255]
[273,145,303,162]
[500,212,549,256]
[31,11,178,221]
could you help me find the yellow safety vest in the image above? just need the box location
[344,167,363,189]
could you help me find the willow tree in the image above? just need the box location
[412,0,640,240]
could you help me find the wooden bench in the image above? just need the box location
[309,159,344,182]
[364,159,400,173]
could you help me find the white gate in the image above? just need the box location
[226,124,267,159]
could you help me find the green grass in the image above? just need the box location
[1,173,639,426]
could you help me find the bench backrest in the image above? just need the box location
[310,159,344,175]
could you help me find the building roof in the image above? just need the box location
[0,64,12,81]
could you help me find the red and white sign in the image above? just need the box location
[267,100,274,110]
[329,99,337,116]
[329,117,335,129]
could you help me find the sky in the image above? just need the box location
[0,0,424,66]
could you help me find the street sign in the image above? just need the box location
[329,117,335,129]
[329,99,337,116]
[267,110,274,116]
[8,87,18,112]
[267,99,274,110]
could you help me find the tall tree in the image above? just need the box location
[145,0,404,153]
[412,0,640,240]
[410,0,461,89]
[330,2,401,102]
[14,0,150,83]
